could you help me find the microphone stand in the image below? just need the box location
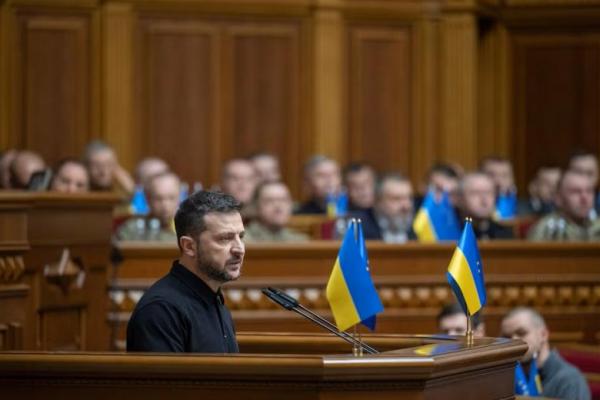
[262,287,378,355]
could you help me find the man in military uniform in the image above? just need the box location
[528,169,600,241]
[117,172,180,241]
[244,181,308,242]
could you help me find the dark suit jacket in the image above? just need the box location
[353,208,416,241]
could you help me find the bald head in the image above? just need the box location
[135,157,169,185]
[10,150,45,189]
[145,172,181,228]
[458,172,496,220]
[501,307,549,363]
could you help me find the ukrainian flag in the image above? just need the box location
[446,219,486,315]
[413,191,461,242]
[326,220,383,331]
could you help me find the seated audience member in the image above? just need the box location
[343,162,376,212]
[457,172,513,239]
[418,162,461,207]
[9,150,46,189]
[116,172,180,241]
[50,159,90,193]
[357,173,416,242]
[568,150,600,216]
[501,307,591,400]
[437,303,485,337]
[296,155,342,214]
[0,149,18,188]
[528,170,600,241]
[480,156,516,195]
[244,181,308,242]
[135,157,169,185]
[524,165,561,216]
[221,158,257,205]
[569,150,599,187]
[84,140,134,195]
[249,152,281,184]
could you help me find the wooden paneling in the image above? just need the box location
[0,337,526,400]
[138,17,220,186]
[225,22,304,192]
[110,241,600,350]
[11,5,99,166]
[348,24,412,174]
[512,31,600,190]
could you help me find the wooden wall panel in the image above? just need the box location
[224,23,304,193]
[14,10,95,167]
[348,24,412,175]
[137,18,219,187]
[511,32,600,190]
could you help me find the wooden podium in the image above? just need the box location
[0,333,527,400]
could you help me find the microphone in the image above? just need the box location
[261,287,378,354]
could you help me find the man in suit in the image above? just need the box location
[356,173,416,242]
[457,172,513,239]
[296,155,342,214]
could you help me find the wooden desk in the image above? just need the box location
[0,334,527,400]
[0,192,119,351]
[110,241,600,349]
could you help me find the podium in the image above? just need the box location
[0,333,527,399]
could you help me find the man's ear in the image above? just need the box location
[179,236,196,258]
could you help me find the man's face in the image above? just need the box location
[88,149,116,189]
[253,156,281,184]
[377,180,413,220]
[307,160,341,200]
[556,173,594,221]
[147,176,180,227]
[429,172,459,204]
[346,169,375,209]
[535,168,561,203]
[52,163,89,193]
[195,212,245,284]
[439,313,468,336]
[461,176,496,219]
[570,155,599,186]
[257,183,292,229]
[482,161,514,194]
[501,312,547,362]
[222,161,257,204]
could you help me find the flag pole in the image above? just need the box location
[351,218,364,357]
[466,313,474,346]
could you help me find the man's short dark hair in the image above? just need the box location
[343,161,376,180]
[427,162,459,180]
[436,303,482,329]
[174,191,241,247]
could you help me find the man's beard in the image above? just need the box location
[196,252,241,284]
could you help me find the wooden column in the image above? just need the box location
[102,2,135,170]
[439,10,478,169]
[312,1,345,163]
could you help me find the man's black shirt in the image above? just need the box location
[127,261,239,353]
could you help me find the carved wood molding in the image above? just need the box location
[0,256,25,283]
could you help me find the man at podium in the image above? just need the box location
[127,191,245,353]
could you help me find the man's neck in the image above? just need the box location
[537,344,551,368]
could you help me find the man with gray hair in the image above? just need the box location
[296,155,342,214]
[501,307,590,400]
[84,140,134,194]
[354,173,416,242]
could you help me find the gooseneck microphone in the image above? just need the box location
[261,287,378,354]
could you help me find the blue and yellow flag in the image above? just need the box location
[495,191,517,220]
[413,191,461,242]
[446,219,486,316]
[514,359,542,396]
[326,220,383,331]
